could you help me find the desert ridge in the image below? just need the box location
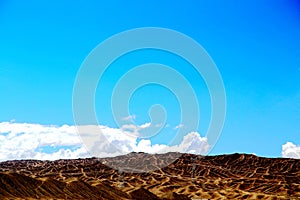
[0,152,299,199]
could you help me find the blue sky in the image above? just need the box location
[0,0,300,158]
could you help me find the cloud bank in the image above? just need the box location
[282,142,300,159]
[0,121,209,161]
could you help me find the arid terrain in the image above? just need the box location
[0,152,299,199]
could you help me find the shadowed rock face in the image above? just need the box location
[0,153,299,199]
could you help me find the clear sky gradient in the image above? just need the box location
[0,0,300,158]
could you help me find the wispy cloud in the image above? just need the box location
[174,123,184,130]
[139,122,151,129]
[121,114,136,121]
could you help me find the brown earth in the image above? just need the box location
[0,152,299,199]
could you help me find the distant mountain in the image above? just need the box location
[0,153,299,199]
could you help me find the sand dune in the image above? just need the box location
[0,153,299,199]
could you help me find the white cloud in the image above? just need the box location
[34,146,89,161]
[0,121,210,161]
[134,132,209,155]
[119,123,147,138]
[282,142,300,159]
[0,122,86,161]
